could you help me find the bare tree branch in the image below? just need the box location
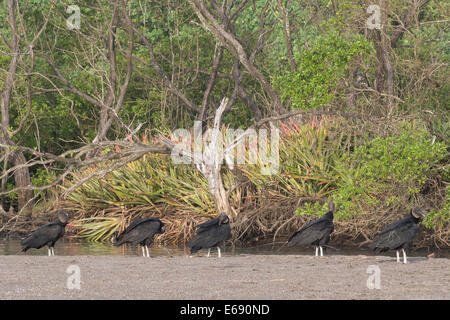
[391,0,430,48]
[276,0,296,71]
[188,0,284,114]
[132,26,200,114]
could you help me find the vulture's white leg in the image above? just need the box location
[145,246,150,258]
[402,248,408,264]
[207,248,211,257]
[217,247,221,258]
[319,246,324,257]
[141,246,146,257]
[315,246,319,257]
[396,250,400,263]
[52,247,55,256]
[48,248,51,256]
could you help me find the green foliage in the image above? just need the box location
[222,101,255,128]
[351,126,445,184]
[333,124,448,219]
[31,167,56,198]
[73,217,120,242]
[273,32,372,110]
[295,201,328,217]
[277,117,349,196]
[65,119,449,241]
[67,154,215,215]
[5,182,17,202]
[239,116,350,199]
[423,186,450,230]
[1,0,448,244]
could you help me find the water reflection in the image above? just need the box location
[0,239,185,256]
[1,239,447,257]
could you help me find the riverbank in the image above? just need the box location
[1,254,448,299]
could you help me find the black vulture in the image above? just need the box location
[369,207,426,264]
[187,212,231,258]
[112,217,165,257]
[287,200,335,256]
[21,210,69,256]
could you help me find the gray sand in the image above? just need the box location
[0,254,449,299]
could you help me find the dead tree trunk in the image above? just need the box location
[11,151,34,215]
[162,98,232,216]
[199,98,231,215]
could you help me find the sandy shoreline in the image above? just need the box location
[0,254,449,300]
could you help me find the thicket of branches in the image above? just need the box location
[0,1,448,245]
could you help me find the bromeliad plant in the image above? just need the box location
[67,154,216,210]
[72,217,120,242]
[67,117,352,241]
[65,132,229,242]
[240,116,351,200]
[278,116,351,196]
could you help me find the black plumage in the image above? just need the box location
[187,212,231,258]
[369,207,426,263]
[288,200,335,256]
[21,210,69,256]
[112,217,165,257]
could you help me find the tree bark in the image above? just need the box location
[12,152,34,215]
[369,0,394,110]
[209,168,230,214]
[161,98,232,216]
[277,0,297,71]
[231,58,263,121]
[0,0,34,215]
[1,154,8,210]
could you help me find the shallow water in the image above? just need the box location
[1,239,448,257]
[0,239,182,256]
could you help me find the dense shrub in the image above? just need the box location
[65,119,449,244]
[273,32,372,110]
[332,124,447,219]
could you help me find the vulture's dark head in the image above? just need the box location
[328,199,335,213]
[57,210,69,225]
[159,221,166,234]
[111,231,119,243]
[411,207,426,220]
[218,212,230,225]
